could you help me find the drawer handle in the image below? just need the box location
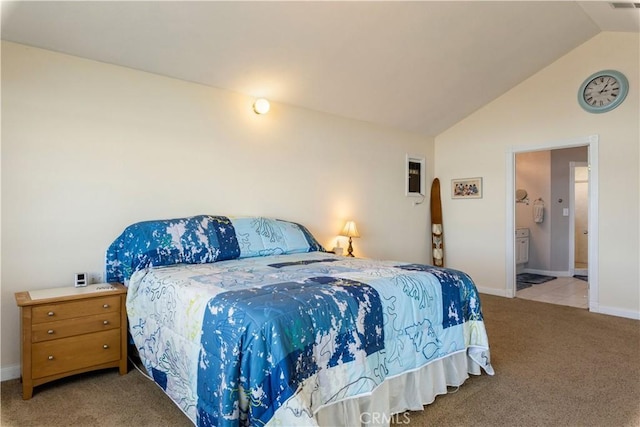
[47,329,54,335]
[103,344,109,349]
[103,304,109,309]
[48,355,54,360]
[47,311,54,317]
[103,320,109,325]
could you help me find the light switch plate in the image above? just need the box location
[563,208,569,216]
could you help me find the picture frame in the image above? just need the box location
[405,155,425,197]
[451,177,482,199]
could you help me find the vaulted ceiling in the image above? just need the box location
[2,1,638,136]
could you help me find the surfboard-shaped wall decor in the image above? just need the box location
[430,178,444,267]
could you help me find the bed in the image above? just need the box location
[106,215,493,426]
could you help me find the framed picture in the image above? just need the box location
[451,177,482,199]
[406,155,425,196]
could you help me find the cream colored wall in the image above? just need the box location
[435,32,639,317]
[1,42,434,376]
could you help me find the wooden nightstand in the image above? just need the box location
[15,283,128,399]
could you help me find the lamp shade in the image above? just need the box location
[340,221,360,238]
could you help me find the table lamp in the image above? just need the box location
[340,220,360,257]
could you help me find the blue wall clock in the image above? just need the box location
[578,69,629,114]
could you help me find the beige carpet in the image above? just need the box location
[2,295,639,426]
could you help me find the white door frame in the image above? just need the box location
[569,161,589,277]
[505,135,599,312]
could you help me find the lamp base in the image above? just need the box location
[347,237,354,257]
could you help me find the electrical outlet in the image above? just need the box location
[89,272,103,284]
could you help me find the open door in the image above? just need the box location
[570,162,589,277]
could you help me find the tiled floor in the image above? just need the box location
[516,276,589,309]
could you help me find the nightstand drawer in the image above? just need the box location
[32,295,120,323]
[31,329,121,379]
[32,311,121,343]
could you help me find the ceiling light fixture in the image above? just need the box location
[253,98,270,114]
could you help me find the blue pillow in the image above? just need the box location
[105,215,239,284]
[232,217,324,258]
[105,215,324,284]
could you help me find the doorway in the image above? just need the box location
[506,135,598,312]
[570,162,589,276]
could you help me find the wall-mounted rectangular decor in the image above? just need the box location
[406,155,425,196]
[452,177,482,199]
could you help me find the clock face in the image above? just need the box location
[583,75,620,108]
[578,70,629,113]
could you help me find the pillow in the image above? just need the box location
[105,215,325,284]
[232,217,325,258]
[105,215,239,284]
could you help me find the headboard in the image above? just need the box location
[105,215,325,284]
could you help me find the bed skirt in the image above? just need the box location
[312,351,477,427]
[134,344,486,427]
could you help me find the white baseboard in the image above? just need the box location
[1,364,21,381]
[478,287,509,298]
[592,304,640,320]
[479,287,640,321]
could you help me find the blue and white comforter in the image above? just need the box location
[126,252,493,426]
